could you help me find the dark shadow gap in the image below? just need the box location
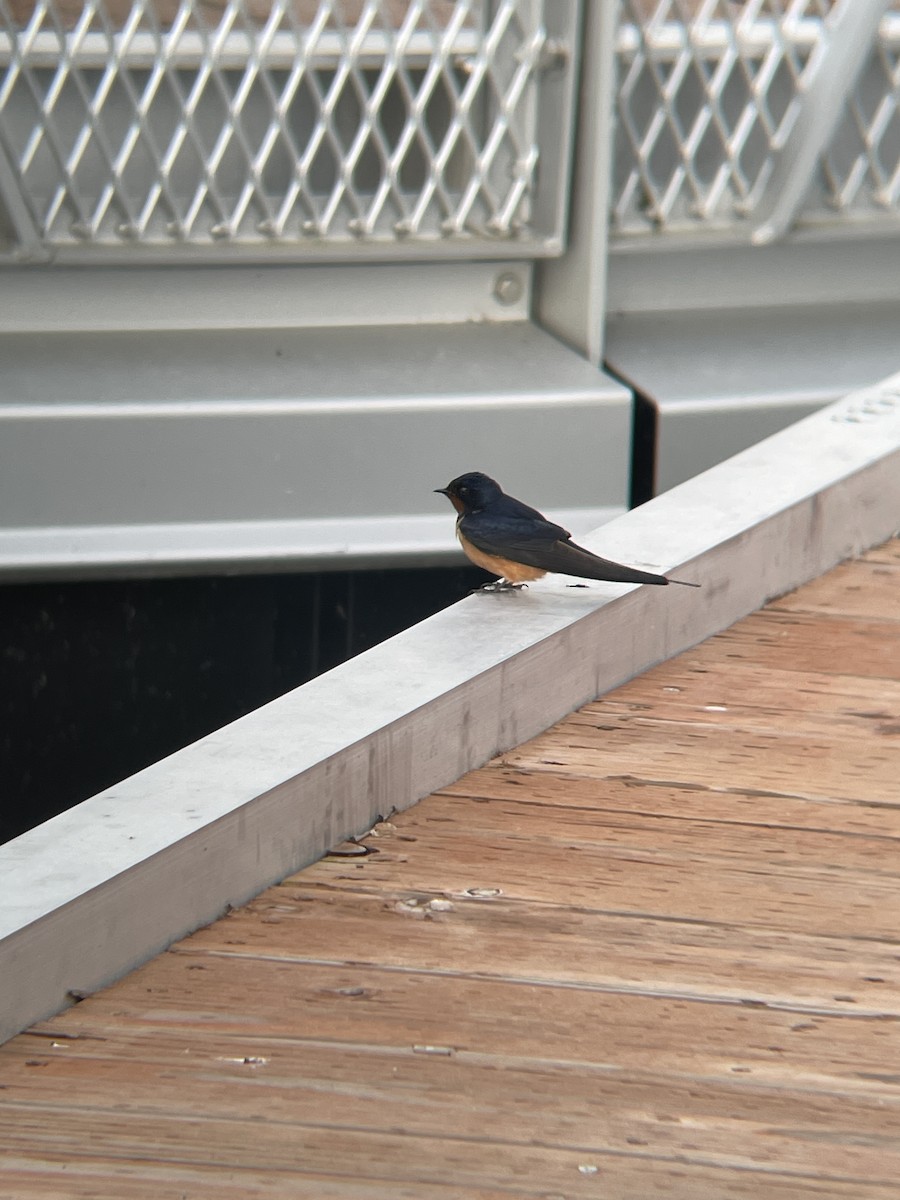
[0,563,487,844]
[604,359,659,509]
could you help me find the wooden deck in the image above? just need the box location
[2,540,899,1199]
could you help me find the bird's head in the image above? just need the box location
[435,471,503,515]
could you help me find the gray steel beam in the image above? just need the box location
[606,301,900,495]
[0,320,630,579]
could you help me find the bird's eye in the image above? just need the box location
[458,486,468,497]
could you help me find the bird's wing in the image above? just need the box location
[529,538,671,585]
[462,512,671,585]
[460,511,572,567]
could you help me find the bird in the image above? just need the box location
[436,472,700,592]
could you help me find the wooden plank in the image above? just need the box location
[176,883,900,1015]
[353,791,900,874]
[3,1042,900,1188]
[571,660,900,742]
[770,558,900,620]
[501,717,900,807]
[862,540,900,565]
[0,1160,507,1200]
[313,826,899,943]
[440,768,900,840]
[683,609,900,680]
[1,1143,890,1200]
[25,955,900,1097]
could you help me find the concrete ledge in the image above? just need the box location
[2,377,900,1044]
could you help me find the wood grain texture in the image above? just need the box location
[2,541,900,1199]
[769,558,900,620]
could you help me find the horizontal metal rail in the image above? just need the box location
[12,15,900,70]
[0,26,481,69]
[615,13,900,57]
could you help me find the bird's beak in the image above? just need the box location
[434,487,450,496]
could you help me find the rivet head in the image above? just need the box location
[493,271,523,305]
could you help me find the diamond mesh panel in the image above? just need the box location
[612,0,900,235]
[825,16,900,215]
[0,0,569,255]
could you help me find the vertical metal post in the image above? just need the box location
[533,0,619,366]
[0,141,49,262]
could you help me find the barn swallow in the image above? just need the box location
[436,472,699,592]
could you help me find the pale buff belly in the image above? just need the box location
[457,530,547,583]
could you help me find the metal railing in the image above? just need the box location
[612,0,900,241]
[5,2,900,260]
[0,0,579,261]
[3,2,900,577]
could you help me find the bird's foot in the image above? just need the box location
[477,579,528,594]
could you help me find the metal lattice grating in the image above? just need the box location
[824,14,900,215]
[0,0,575,257]
[612,0,900,235]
